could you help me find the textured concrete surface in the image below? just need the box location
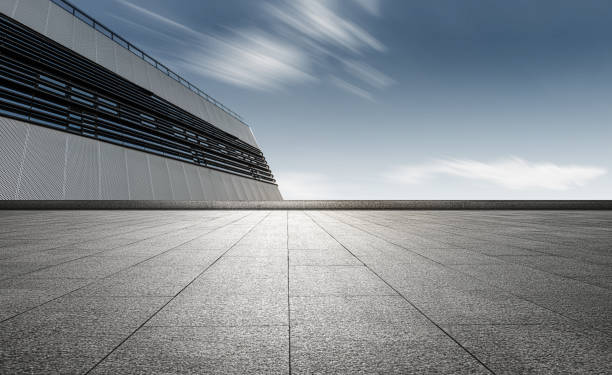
[0,210,611,374]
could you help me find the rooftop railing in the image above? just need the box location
[50,0,248,127]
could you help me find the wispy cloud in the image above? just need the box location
[186,31,314,91]
[354,0,382,17]
[116,0,202,38]
[266,0,385,53]
[384,157,607,190]
[331,77,374,101]
[343,60,394,89]
[115,0,390,95]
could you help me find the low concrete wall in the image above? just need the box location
[1,200,611,210]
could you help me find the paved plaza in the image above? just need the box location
[0,210,611,373]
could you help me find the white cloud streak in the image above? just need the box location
[186,32,314,91]
[116,0,390,95]
[117,0,203,38]
[267,0,385,53]
[385,157,607,190]
[354,0,382,16]
[331,77,374,101]
[343,60,394,88]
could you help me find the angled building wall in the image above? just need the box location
[0,0,282,200]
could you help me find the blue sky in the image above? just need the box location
[72,0,612,199]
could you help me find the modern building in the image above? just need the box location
[0,0,282,200]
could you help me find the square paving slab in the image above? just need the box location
[0,210,611,374]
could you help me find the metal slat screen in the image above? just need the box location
[0,14,276,184]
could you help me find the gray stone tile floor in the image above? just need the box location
[0,210,611,374]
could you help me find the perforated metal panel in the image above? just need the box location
[167,78,185,109]
[65,135,99,199]
[207,169,229,200]
[241,178,257,201]
[196,97,211,122]
[184,164,204,200]
[251,180,265,201]
[99,142,129,199]
[130,53,151,90]
[200,100,218,129]
[17,124,65,199]
[179,85,196,115]
[95,32,117,73]
[272,185,283,200]
[13,0,48,35]
[235,175,251,201]
[224,173,242,200]
[45,1,73,49]
[0,117,28,199]
[258,183,270,201]
[167,159,190,200]
[114,44,134,82]
[207,103,225,133]
[227,174,243,201]
[126,149,153,199]
[72,17,96,62]
[148,155,172,200]
[198,168,217,200]
[146,64,166,98]
[0,0,18,17]
[0,116,276,200]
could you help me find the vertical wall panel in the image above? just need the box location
[265,184,278,201]
[72,18,96,62]
[146,65,166,99]
[158,74,176,104]
[13,0,49,35]
[179,86,196,115]
[246,178,259,201]
[272,185,283,200]
[0,118,28,199]
[148,155,172,200]
[167,159,190,200]
[130,54,151,91]
[65,135,99,199]
[220,112,235,138]
[95,32,117,73]
[199,168,219,200]
[114,45,135,83]
[207,169,229,201]
[178,86,193,114]
[220,172,240,200]
[196,98,211,122]
[184,164,205,200]
[258,184,271,201]
[0,0,17,16]
[229,174,246,201]
[17,125,65,199]
[45,2,73,49]
[207,104,225,132]
[201,101,219,129]
[99,142,129,199]
[237,176,255,201]
[126,149,153,199]
[251,181,265,201]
